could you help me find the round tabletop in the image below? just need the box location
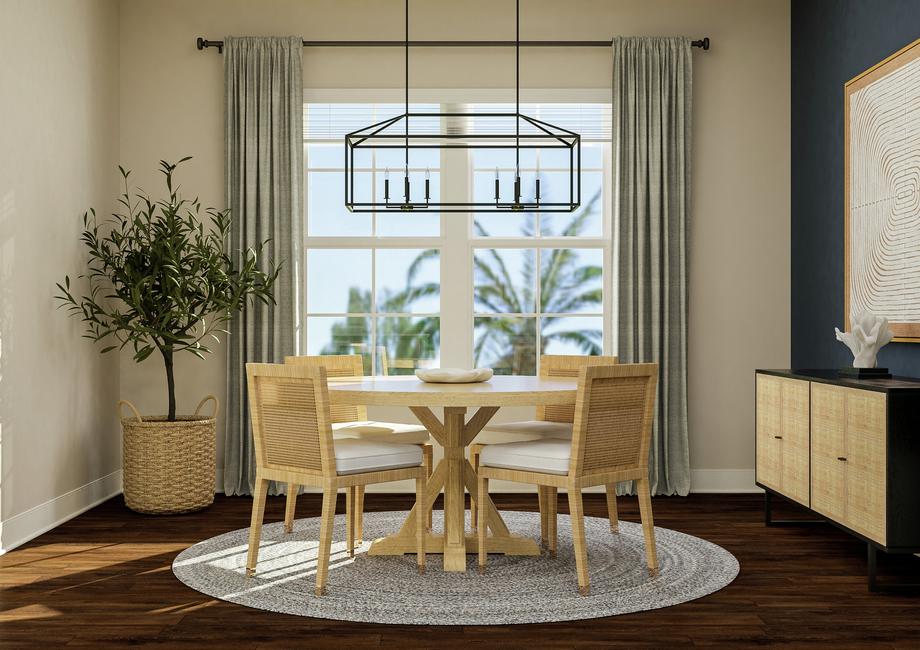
[327,375,578,407]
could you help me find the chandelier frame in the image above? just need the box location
[343,0,582,214]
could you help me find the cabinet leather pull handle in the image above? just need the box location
[774,435,783,439]
[837,456,847,461]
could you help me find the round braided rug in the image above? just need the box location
[172,511,738,625]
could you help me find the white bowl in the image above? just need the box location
[415,368,494,384]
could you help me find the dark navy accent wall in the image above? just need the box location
[792,0,920,375]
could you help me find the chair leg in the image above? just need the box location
[538,486,548,548]
[345,486,356,558]
[546,486,558,557]
[422,443,433,530]
[315,486,337,596]
[567,488,589,595]
[355,486,365,543]
[469,444,482,530]
[283,482,298,533]
[637,477,659,576]
[416,475,426,575]
[605,483,619,533]
[477,475,488,574]
[246,477,269,576]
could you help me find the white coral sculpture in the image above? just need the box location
[835,311,894,368]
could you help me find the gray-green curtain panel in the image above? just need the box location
[613,37,691,496]
[223,36,304,496]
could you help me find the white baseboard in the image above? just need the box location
[215,468,759,494]
[0,470,123,554]
[689,469,760,493]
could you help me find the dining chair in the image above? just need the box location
[377,345,436,376]
[245,363,426,596]
[470,354,619,545]
[283,354,434,538]
[475,363,659,595]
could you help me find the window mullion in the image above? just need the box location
[440,107,473,369]
[535,246,542,375]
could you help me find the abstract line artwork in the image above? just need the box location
[846,38,920,341]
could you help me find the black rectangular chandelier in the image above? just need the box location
[344,0,581,214]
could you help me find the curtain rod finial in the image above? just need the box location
[197,37,223,53]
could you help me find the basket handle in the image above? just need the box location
[118,400,143,422]
[194,394,220,419]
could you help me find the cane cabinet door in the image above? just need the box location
[811,383,848,523]
[844,389,886,544]
[756,374,810,505]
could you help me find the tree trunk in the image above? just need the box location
[162,347,176,421]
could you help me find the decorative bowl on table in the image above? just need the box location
[414,368,494,384]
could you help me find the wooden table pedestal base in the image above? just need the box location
[367,406,540,569]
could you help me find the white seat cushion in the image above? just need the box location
[334,438,424,476]
[480,420,573,440]
[333,420,430,445]
[479,439,572,475]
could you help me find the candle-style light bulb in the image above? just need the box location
[424,167,430,202]
[494,166,500,203]
[535,160,541,204]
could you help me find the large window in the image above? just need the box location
[303,94,611,376]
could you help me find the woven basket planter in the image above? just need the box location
[119,396,218,515]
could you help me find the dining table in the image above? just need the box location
[328,374,579,572]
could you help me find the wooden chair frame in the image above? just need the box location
[376,345,436,375]
[245,363,426,596]
[476,363,658,595]
[470,354,619,542]
[282,354,434,538]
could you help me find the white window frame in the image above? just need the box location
[302,88,612,374]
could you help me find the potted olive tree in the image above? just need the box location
[57,158,278,514]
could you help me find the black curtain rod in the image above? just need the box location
[196,37,710,54]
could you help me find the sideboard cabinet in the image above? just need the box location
[755,369,920,590]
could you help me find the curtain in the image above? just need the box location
[223,36,304,496]
[613,37,692,496]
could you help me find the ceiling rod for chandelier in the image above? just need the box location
[404,0,409,204]
[515,0,521,206]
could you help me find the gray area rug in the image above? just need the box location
[172,511,738,624]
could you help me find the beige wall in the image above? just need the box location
[0,0,122,547]
[118,0,791,490]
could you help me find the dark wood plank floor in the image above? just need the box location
[2,493,920,648]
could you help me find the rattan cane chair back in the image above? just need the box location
[284,354,367,423]
[538,354,619,423]
[246,363,335,476]
[569,363,658,477]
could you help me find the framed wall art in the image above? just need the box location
[845,37,920,341]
